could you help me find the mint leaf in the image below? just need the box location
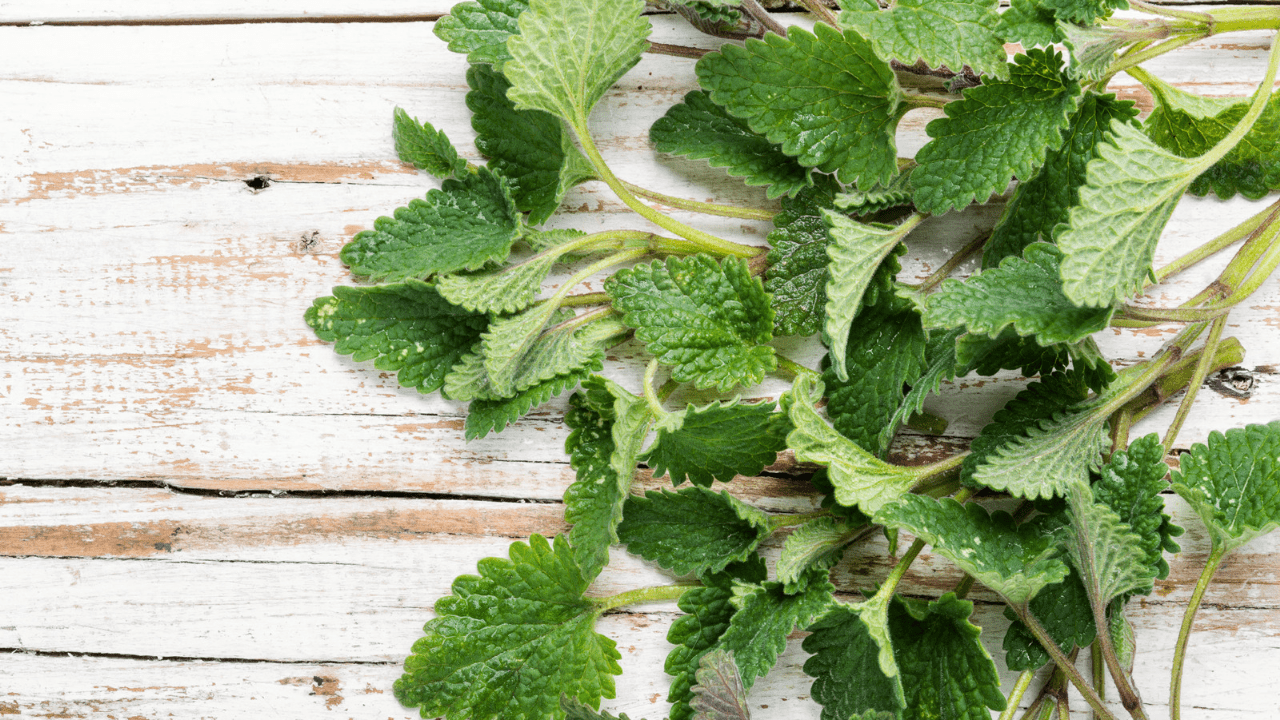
[876,496,1071,604]
[823,297,928,455]
[617,487,771,577]
[650,91,812,199]
[838,0,1007,79]
[690,650,751,720]
[890,593,1006,720]
[1093,433,1182,581]
[1060,22,1131,81]
[393,107,467,178]
[438,253,559,314]
[1037,0,1127,25]
[778,516,854,594]
[878,327,965,452]
[953,328,1072,378]
[1064,483,1157,604]
[695,24,903,188]
[971,403,1109,500]
[1057,119,1206,307]
[764,178,840,337]
[913,48,1081,215]
[467,311,628,399]
[607,255,776,391]
[562,696,639,720]
[925,242,1115,345]
[1171,421,1280,554]
[783,375,923,515]
[467,64,598,225]
[994,0,1063,47]
[434,0,529,69]
[395,534,621,720]
[718,573,835,689]
[1002,570,1097,671]
[505,0,651,126]
[834,168,915,216]
[305,281,487,395]
[824,211,919,380]
[802,597,903,720]
[983,92,1139,268]
[466,366,596,440]
[340,167,521,282]
[641,398,790,487]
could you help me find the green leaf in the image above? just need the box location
[833,167,915,216]
[562,696,639,720]
[926,242,1115,345]
[617,487,771,577]
[650,91,812,199]
[689,650,751,720]
[1171,421,1280,554]
[607,255,776,392]
[393,107,467,179]
[823,297,928,456]
[913,48,1081,215]
[879,327,965,451]
[1064,482,1157,604]
[971,404,1109,500]
[983,92,1140,268]
[802,597,903,720]
[1144,74,1280,200]
[466,366,596,440]
[1057,119,1206,307]
[783,375,923,515]
[564,376,654,580]
[1036,0,1128,25]
[526,228,588,253]
[504,0,651,125]
[1002,569,1097,671]
[875,496,1070,604]
[641,398,791,487]
[953,328,1072,378]
[395,534,621,720]
[466,64,598,225]
[340,167,521,282]
[305,281,487,395]
[1093,433,1182,581]
[718,573,835,689]
[764,178,840,337]
[838,0,1007,79]
[777,516,854,594]
[994,0,1063,48]
[434,0,529,69]
[890,593,1006,720]
[1059,22,1130,81]
[824,211,919,381]
[695,24,903,188]
[438,253,559,315]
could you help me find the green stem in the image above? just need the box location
[1106,33,1205,77]
[953,574,976,598]
[1128,0,1213,24]
[1162,315,1228,454]
[1150,198,1280,285]
[620,181,776,222]
[1093,638,1107,704]
[1015,608,1120,720]
[875,537,927,603]
[915,232,990,294]
[1090,594,1148,720]
[773,354,821,382]
[593,583,697,612]
[999,670,1038,720]
[793,0,838,26]
[767,509,833,530]
[560,291,611,308]
[912,452,968,486]
[903,90,954,109]
[1202,5,1280,34]
[739,0,789,36]
[1194,32,1280,172]
[1170,545,1228,720]
[1120,336,1245,423]
[657,378,680,403]
[642,359,668,419]
[1119,304,1226,323]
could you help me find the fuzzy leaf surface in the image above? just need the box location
[466,366,595,440]
[1171,421,1280,553]
[1093,433,1182,581]
[891,593,1006,720]
[434,0,529,68]
[777,517,854,594]
[834,168,916,216]
[341,167,521,282]
[695,24,902,188]
[561,696,638,720]
[466,311,627,399]
[689,650,751,720]
[1065,484,1157,604]
[838,0,1007,79]
[394,534,621,720]
[393,107,467,178]
[876,496,1070,604]
[607,255,776,391]
[438,253,559,315]
[505,0,651,124]
[617,487,771,576]
[305,281,487,395]
[879,327,965,452]
[1002,569,1096,671]
[642,399,790,487]
[913,49,1080,215]
[651,91,812,199]
[802,598,903,720]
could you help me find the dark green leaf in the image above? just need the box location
[1002,569,1097,671]
[1093,432,1182,582]
[1036,0,1128,25]
[717,572,835,689]
[1171,421,1280,554]
[802,598,903,720]
[393,107,468,178]
[466,366,596,440]
[778,516,854,594]
[764,178,840,337]
[642,398,791,487]
[617,487,771,577]
[839,0,1007,78]
[891,593,1006,720]
[994,0,1063,47]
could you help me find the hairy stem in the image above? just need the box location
[912,453,970,489]
[767,509,834,530]
[642,359,668,419]
[1091,595,1148,720]
[1106,33,1204,77]
[1194,31,1280,171]
[646,41,711,59]
[1170,545,1228,720]
[593,583,697,612]
[739,0,789,36]
[1162,315,1228,453]
[773,354,821,381]
[1149,197,1280,285]
[1093,638,1107,704]
[793,0,839,27]
[999,669,1038,720]
[1015,608,1120,720]
[914,232,990,294]
[620,181,777,222]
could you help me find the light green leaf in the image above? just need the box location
[970,402,1109,499]
[838,0,1007,79]
[875,496,1071,604]
[777,516,854,594]
[1002,569,1096,671]
[1064,483,1157,604]
[525,228,589,253]
[467,64,598,225]
[1093,433,1182,581]
[913,48,1081,215]
[1037,0,1128,25]
[689,650,751,720]
[1060,21,1131,81]
[994,0,1063,48]
[1057,120,1206,307]
[1171,421,1280,554]
[618,486,771,577]
[438,253,558,315]
[695,24,903,188]
[953,328,1072,378]
[833,167,915,216]
[783,375,922,515]
[607,255,776,392]
[434,0,529,69]
[394,534,621,720]
[304,281,487,395]
[504,0,651,125]
[465,366,596,440]
[891,593,1007,720]
[824,211,920,381]
[802,597,903,720]
[641,398,791,487]
[925,242,1115,345]
[651,91,812,199]
[393,107,467,179]
[340,167,521,282]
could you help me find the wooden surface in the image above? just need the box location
[1,6,1278,719]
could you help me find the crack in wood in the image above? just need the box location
[0,647,399,665]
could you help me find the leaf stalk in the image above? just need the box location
[1170,545,1228,720]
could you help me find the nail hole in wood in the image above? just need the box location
[245,175,271,191]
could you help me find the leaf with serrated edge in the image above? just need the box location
[1064,483,1157,604]
[305,281,487,395]
[695,24,903,188]
[505,0,651,126]
[802,597,904,720]
[689,650,751,720]
[925,242,1115,346]
[765,178,840,337]
[784,375,922,515]
[607,255,776,392]
[1002,569,1096,671]
[434,0,529,68]
[778,516,854,594]
[717,573,835,690]
[642,398,790,487]
[393,107,467,178]
[824,211,919,381]
[875,496,1070,605]
[1171,421,1280,554]
[1038,0,1128,25]
[970,404,1109,500]
[479,310,628,399]
[466,365,597,440]
[890,593,1007,720]
[880,327,964,451]
[394,534,621,720]
[561,696,640,720]
[651,91,812,199]
[617,487,771,577]
[340,167,521,282]
[1093,433,1182,581]
[834,167,915,216]
[438,254,558,315]
[839,0,1007,79]
[995,0,1062,47]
